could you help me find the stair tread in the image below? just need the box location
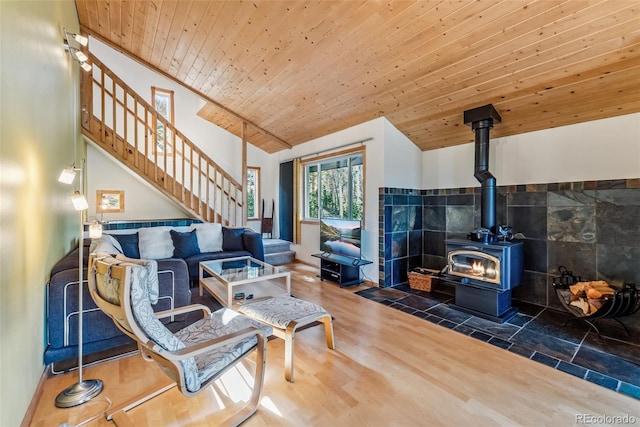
[263,238,292,246]
[263,238,293,255]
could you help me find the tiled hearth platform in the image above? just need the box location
[356,284,640,400]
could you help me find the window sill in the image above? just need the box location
[300,219,319,225]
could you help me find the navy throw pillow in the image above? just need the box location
[113,233,140,259]
[170,229,201,258]
[222,227,245,251]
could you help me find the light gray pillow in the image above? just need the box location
[191,222,223,252]
[138,226,174,259]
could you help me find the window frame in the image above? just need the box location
[301,146,365,224]
[151,87,175,155]
[246,166,261,220]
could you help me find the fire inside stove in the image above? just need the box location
[448,250,500,285]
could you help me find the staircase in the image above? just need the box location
[263,239,296,266]
[80,54,243,226]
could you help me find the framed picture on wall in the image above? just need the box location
[97,190,125,213]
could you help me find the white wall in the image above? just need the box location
[87,143,189,221]
[87,38,273,223]
[423,113,640,189]
[383,118,423,189]
[274,118,387,282]
[0,1,80,425]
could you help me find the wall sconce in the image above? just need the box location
[66,31,89,47]
[71,190,89,211]
[70,47,88,63]
[63,27,91,72]
[58,166,77,184]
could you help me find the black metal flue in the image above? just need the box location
[464,104,501,237]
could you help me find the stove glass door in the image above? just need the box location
[447,250,500,284]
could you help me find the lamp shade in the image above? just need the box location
[73,33,89,46]
[58,168,77,184]
[74,50,88,63]
[80,62,92,72]
[89,221,103,238]
[71,191,89,211]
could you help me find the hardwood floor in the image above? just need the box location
[30,262,640,426]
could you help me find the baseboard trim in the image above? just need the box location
[20,365,51,427]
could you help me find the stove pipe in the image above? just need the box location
[464,104,502,235]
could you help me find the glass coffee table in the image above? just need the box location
[199,256,291,307]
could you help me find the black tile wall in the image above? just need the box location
[379,180,640,310]
[521,239,547,273]
[86,218,201,232]
[508,206,548,239]
[547,241,597,278]
[423,205,446,231]
[423,230,445,257]
[379,189,424,287]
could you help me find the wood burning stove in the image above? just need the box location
[444,104,524,323]
[447,239,523,291]
[446,239,523,322]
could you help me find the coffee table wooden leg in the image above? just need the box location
[199,265,203,297]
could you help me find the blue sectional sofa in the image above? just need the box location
[45,224,264,370]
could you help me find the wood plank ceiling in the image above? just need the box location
[76,0,640,153]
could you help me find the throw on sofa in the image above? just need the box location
[45,223,265,370]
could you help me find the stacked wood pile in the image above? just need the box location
[568,281,615,315]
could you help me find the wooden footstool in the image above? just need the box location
[237,295,335,382]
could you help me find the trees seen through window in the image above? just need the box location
[304,152,363,221]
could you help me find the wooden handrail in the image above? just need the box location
[81,54,243,226]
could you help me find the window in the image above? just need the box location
[246,166,260,219]
[303,151,364,221]
[151,87,174,154]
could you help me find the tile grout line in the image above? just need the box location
[356,288,639,399]
[569,327,590,365]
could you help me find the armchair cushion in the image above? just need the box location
[170,230,201,259]
[89,234,123,255]
[175,308,272,388]
[126,261,199,391]
[116,254,160,304]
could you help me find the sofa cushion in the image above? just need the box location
[191,223,223,253]
[89,234,123,255]
[170,230,201,259]
[242,231,265,261]
[222,227,245,251]
[50,248,82,278]
[138,227,174,259]
[113,233,140,259]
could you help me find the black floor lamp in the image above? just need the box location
[55,159,104,408]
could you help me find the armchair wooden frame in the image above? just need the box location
[87,255,267,427]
